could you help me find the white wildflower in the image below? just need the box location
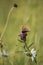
[31,48,36,61]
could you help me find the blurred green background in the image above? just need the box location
[0,0,43,65]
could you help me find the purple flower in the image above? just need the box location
[19,33,27,39]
